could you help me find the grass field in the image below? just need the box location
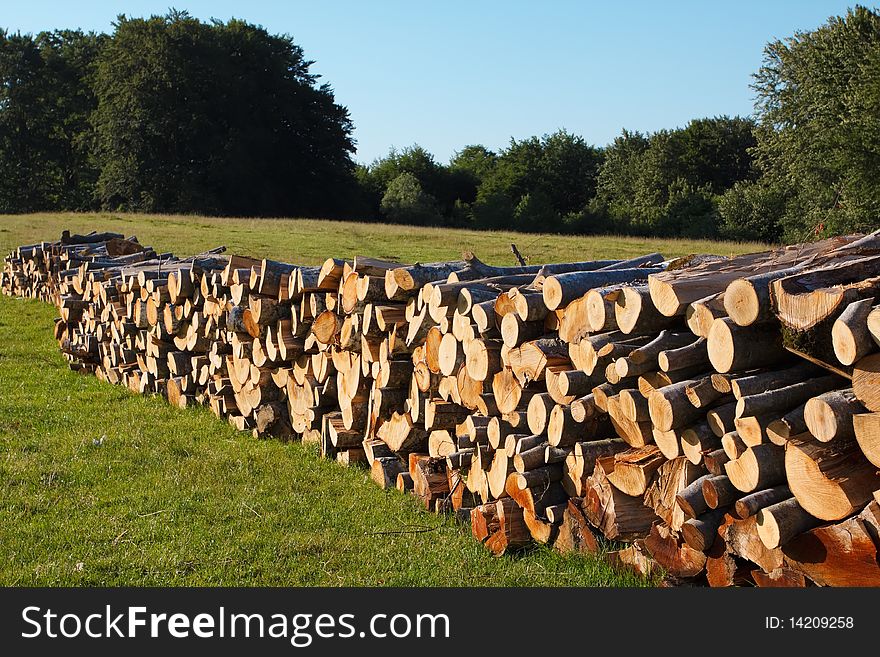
[0,213,767,586]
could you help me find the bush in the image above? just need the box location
[380,173,442,225]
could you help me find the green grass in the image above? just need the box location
[0,212,767,586]
[0,212,766,265]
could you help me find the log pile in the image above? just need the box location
[4,228,880,587]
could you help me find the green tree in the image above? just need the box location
[741,5,880,240]
[0,29,102,212]
[380,172,441,225]
[91,11,355,216]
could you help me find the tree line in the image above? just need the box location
[1,7,878,243]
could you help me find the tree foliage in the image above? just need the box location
[91,11,356,216]
[0,29,103,212]
[723,5,880,242]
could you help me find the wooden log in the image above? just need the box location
[648,378,709,432]
[554,498,600,555]
[707,318,786,373]
[702,474,743,509]
[582,459,657,540]
[854,412,880,467]
[606,395,653,447]
[643,522,706,578]
[729,362,818,399]
[676,474,713,519]
[853,352,880,411]
[686,292,726,338]
[785,436,880,521]
[371,456,407,489]
[542,267,663,311]
[703,448,730,476]
[561,438,629,497]
[734,485,792,519]
[751,568,809,588]
[723,513,784,573]
[643,457,706,531]
[485,498,532,555]
[782,502,880,586]
[725,444,785,493]
[707,401,738,437]
[681,508,727,551]
[681,421,722,465]
[605,445,664,497]
[685,377,724,409]
[755,497,821,549]
[652,428,682,460]
[735,375,841,419]
[658,337,709,373]
[614,285,678,334]
[832,298,877,365]
[804,388,865,442]
[772,253,880,331]
[526,392,555,435]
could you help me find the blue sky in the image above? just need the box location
[2,1,862,164]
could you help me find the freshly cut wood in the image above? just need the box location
[854,412,880,467]
[704,448,730,475]
[526,392,555,435]
[561,438,629,497]
[804,388,865,442]
[618,388,650,422]
[582,459,657,540]
[542,267,663,311]
[724,444,785,493]
[652,428,681,460]
[772,254,880,331]
[702,474,743,509]
[685,377,724,409]
[676,474,712,519]
[735,375,841,419]
[686,292,726,338]
[658,337,709,373]
[785,436,880,521]
[643,523,706,578]
[681,422,722,465]
[724,269,805,327]
[371,456,407,489]
[682,508,726,551]
[606,396,654,447]
[652,238,862,318]
[734,415,776,447]
[507,337,569,385]
[781,502,880,586]
[722,514,784,574]
[614,285,678,334]
[707,401,738,437]
[832,298,877,365]
[853,353,880,411]
[484,498,532,556]
[643,457,706,531]
[648,378,707,432]
[707,318,786,373]
[730,362,819,399]
[766,404,808,445]
[605,445,664,497]
[755,497,820,549]
[734,485,792,519]
[553,498,600,555]
[751,568,809,588]
[584,286,621,333]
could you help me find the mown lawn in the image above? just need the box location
[0,213,766,586]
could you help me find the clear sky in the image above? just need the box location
[2,1,862,164]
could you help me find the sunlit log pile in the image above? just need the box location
[5,228,880,587]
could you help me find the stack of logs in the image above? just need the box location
[4,228,880,587]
